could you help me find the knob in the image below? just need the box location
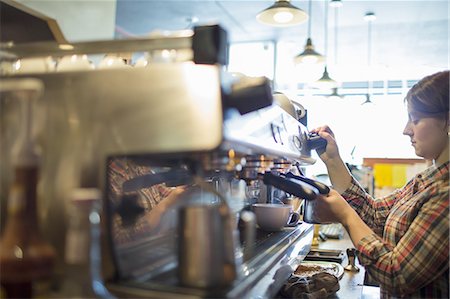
[291,135,302,151]
[223,76,273,115]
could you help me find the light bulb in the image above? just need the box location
[273,11,294,23]
[301,55,319,64]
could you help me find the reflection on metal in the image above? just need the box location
[1,31,193,59]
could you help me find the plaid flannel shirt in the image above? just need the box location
[342,161,449,298]
[108,158,173,245]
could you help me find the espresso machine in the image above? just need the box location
[1,24,326,298]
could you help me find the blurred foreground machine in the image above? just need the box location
[1,25,322,298]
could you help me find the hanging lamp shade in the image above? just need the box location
[294,0,323,64]
[362,12,376,105]
[294,38,325,64]
[312,1,338,89]
[329,0,343,8]
[257,0,308,27]
[311,66,339,89]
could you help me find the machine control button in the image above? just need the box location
[291,135,302,151]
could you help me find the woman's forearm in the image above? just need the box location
[341,208,374,246]
[324,156,353,194]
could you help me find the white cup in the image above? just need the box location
[12,57,55,74]
[57,55,93,72]
[252,203,300,232]
[97,55,128,69]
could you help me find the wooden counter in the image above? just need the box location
[315,230,380,299]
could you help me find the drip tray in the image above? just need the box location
[107,223,313,299]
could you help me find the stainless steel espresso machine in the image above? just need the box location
[1,25,326,299]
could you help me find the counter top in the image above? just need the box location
[315,229,380,299]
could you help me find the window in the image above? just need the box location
[228,42,274,80]
[299,94,416,163]
[227,40,440,169]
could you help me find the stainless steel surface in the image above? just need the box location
[2,64,223,177]
[303,198,331,224]
[240,211,256,262]
[231,224,313,299]
[223,106,316,165]
[107,224,314,299]
[178,187,238,288]
[0,64,224,284]
[1,27,322,299]
[303,199,319,224]
[178,205,230,287]
[103,152,314,298]
[2,66,315,188]
[1,30,193,59]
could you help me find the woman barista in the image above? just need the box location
[311,70,449,298]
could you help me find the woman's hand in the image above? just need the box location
[145,186,186,232]
[314,189,375,247]
[310,125,340,164]
[310,125,353,193]
[313,189,354,224]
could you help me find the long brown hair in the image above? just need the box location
[405,70,449,119]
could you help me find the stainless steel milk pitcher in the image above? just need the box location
[177,186,238,288]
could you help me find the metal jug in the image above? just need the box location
[177,186,239,288]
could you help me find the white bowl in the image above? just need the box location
[252,203,292,231]
[57,55,93,72]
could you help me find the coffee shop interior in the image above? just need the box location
[0,0,449,298]
[7,0,449,192]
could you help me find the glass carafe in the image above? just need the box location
[0,78,56,298]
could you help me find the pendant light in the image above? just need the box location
[328,87,343,100]
[329,0,343,8]
[294,0,324,64]
[311,0,339,89]
[313,66,338,89]
[257,0,308,27]
[327,0,344,99]
[362,12,376,105]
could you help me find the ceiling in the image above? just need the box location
[115,0,449,76]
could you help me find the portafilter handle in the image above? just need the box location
[262,172,318,200]
[306,132,327,151]
[284,172,330,195]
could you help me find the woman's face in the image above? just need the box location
[403,108,448,160]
